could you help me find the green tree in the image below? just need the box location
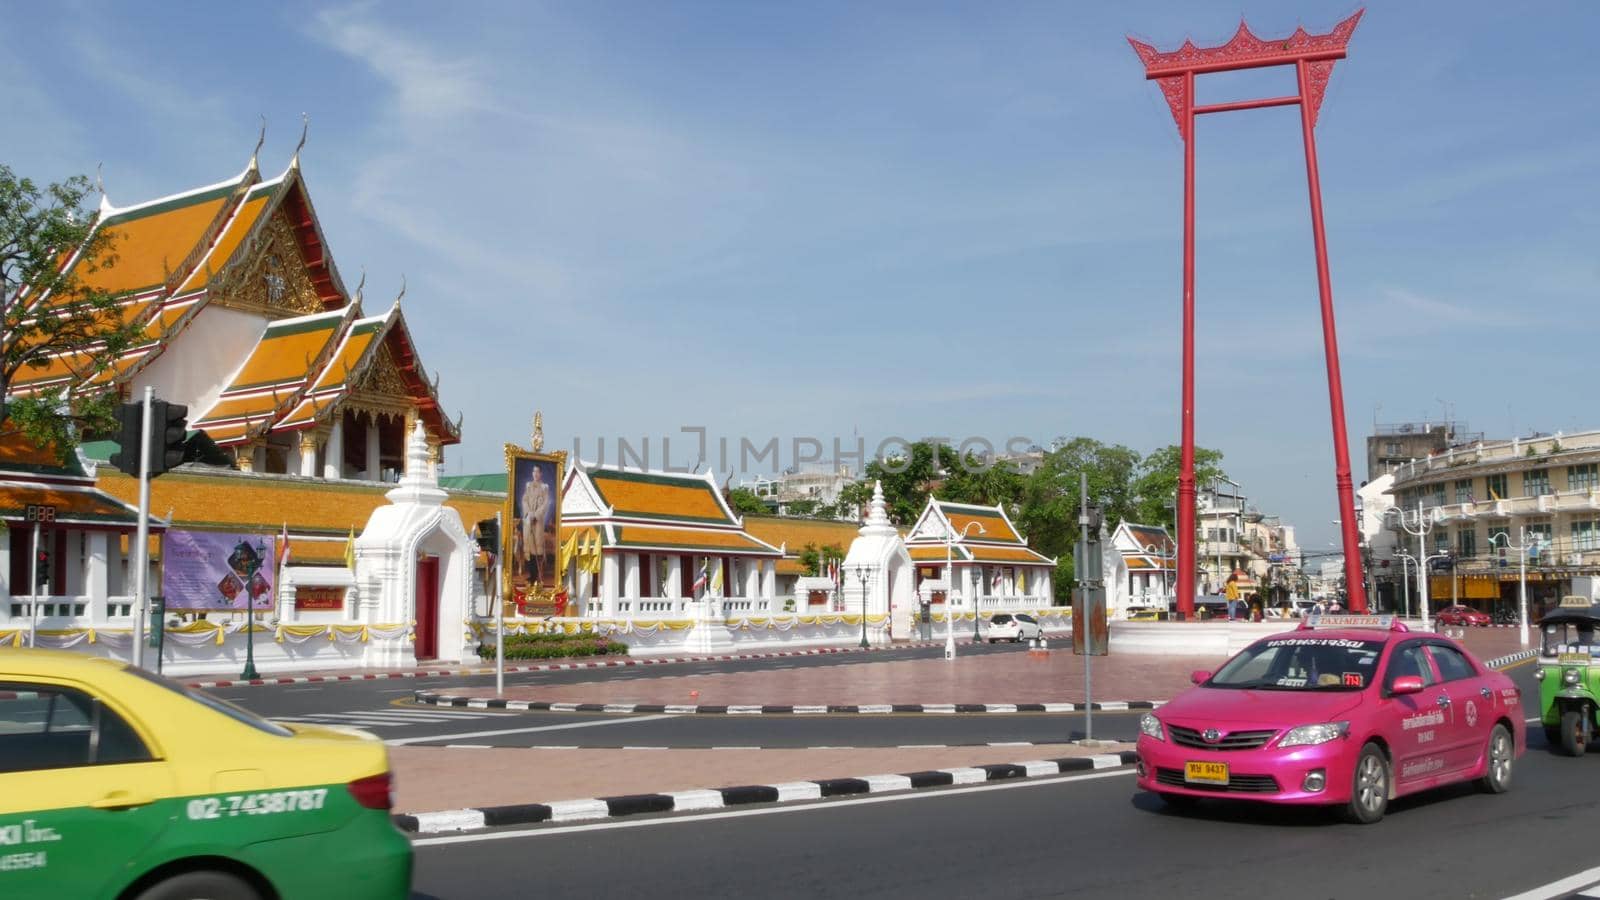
[1130,445,1227,531]
[938,449,1026,509]
[784,497,820,517]
[836,480,872,521]
[863,441,949,527]
[2,165,139,455]
[726,487,768,515]
[798,542,845,577]
[1017,438,1141,564]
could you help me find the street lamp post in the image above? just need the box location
[854,564,870,649]
[945,521,986,660]
[1386,501,1442,631]
[1487,526,1532,648]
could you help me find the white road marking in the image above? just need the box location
[385,713,680,746]
[411,768,1133,847]
[1500,864,1600,900]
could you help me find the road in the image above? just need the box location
[397,661,1599,900]
[208,642,1131,748]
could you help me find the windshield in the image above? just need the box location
[1207,637,1384,691]
[121,665,294,737]
[1541,622,1598,658]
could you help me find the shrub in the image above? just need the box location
[477,634,629,660]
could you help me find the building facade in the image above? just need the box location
[1385,429,1600,617]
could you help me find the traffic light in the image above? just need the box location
[149,399,188,477]
[474,518,499,554]
[34,548,50,588]
[107,402,143,476]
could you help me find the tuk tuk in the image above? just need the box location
[1534,596,1600,756]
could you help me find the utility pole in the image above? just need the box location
[131,387,154,670]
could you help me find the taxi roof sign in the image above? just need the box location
[1560,596,1593,609]
[1298,613,1407,632]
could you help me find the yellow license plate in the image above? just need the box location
[1185,761,1229,785]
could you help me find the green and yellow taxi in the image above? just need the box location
[1534,596,1600,756]
[0,649,412,900]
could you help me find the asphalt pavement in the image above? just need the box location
[406,664,1596,900]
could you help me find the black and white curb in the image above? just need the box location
[412,692,1165,715]
[393,750,1137,833]
[1484,648,1538,669]
[186,642,950,690]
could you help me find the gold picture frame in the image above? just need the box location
[503,442,567,613]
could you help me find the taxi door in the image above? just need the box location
[0,680,177,900]
[1425,641,1494,776]
[1381,641,1453,786]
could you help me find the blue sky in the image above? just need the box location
[4,1,1597,550]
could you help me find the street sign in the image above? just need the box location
[25,505,56,523]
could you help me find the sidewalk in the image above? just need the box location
[389,742,1134,814]
[423,649,1213,707]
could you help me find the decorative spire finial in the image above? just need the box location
[531,411,544,452]
[291,113,309,167]
[405,420,430,477]
[95,162,105,199]
[251,115,266,169]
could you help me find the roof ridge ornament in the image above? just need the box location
[531,411,544,452]
[250,115,266,171]
[291,113,309,169]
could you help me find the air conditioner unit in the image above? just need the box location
[1568,553,1584,567]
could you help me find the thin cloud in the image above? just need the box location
[1381,286,1514,327]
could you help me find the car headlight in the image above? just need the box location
[1534,668,1546,681]
[1564,669,1581,686]
[1277,721,1350,748]
[1139,713,1165,741]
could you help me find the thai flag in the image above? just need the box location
[691,560,710,595]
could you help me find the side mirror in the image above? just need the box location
[1390,675,1425,695]
[1190,669,1212,685]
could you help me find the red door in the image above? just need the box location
[415,556,440,660]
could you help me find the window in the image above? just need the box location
[1524,469,1551,497]
[1455,479,1474,504]
[1433,530,1451,554]
[1527,523,1553,558]
[1487,522,1512,554]
[0,684,152,773]
[1430,484,1446,508]
[1384,643,1436,690]
[1456,527,1476,558]
[1385,441,1402,456]
[1572,521,1600,552]
[1427,644,1476,682]
[1485,473,1508,501]
[1570,464,1599,493]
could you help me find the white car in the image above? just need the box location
[985,613,1043,643]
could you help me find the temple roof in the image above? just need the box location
[742,515,862,576]
[905,498,1052,565]
[563,466,780,557]
[192,307,351,445]
[8,151,460,450]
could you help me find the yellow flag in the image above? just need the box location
[711,559,724,593]
[343,527,356,570]
[584,530,603,574]
[1017,569,1027,594]
[1489,487,1501,502]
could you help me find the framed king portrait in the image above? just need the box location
[503,444,566,614]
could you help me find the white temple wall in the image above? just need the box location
[131,305,264,415]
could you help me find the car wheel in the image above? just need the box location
[1478,724,1513,793]
[1560,708,1588,757]
[133,871,260,900]
[1344,743,1389,824]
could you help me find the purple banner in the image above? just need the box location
[161,530,277,611]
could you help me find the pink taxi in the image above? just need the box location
[1135,615,1525,823]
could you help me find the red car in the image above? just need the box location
[1136,614,1525,823]
[1435,605,1492,627]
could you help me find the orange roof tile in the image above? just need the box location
[962,545,1053,565]
[0,483,139,526]
[96,469,501,538]
[742,516,859,555]
[76,181,242,298]
[176,185,276,293]
[193,308,349,441]
[613,525,778,555]
[589,470,732,525]
[275,312,388,430]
